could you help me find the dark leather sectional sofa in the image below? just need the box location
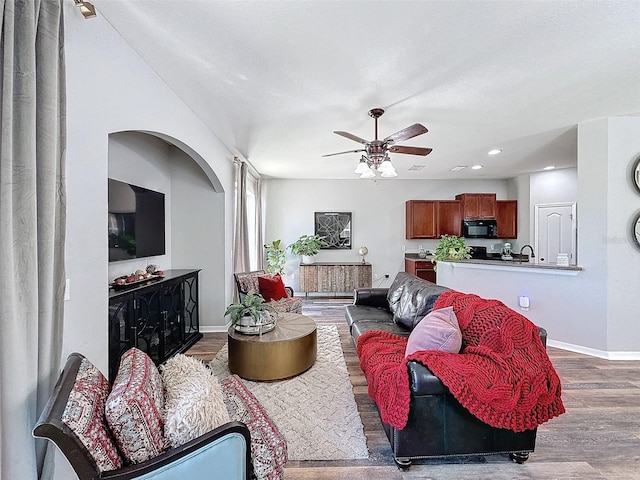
[345,272,546,469]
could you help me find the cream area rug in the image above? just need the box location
[208,324,369,461]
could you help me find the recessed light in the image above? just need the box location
[543,165,556,171]
[488,149,502,156]
[450,166,467,171]
[471,165,483,170]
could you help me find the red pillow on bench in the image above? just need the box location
[258,273,288,302]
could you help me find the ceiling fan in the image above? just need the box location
[323,108,432,178]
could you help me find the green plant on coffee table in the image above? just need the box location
[289,234,328,256]
[264,239,286,275]
[432,234,471,268]
[224,293,276,326]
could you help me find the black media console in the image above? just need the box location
[108,269,203,382]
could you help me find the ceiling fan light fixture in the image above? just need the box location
[360,168,376,179]
[378,158,394,172]
[380,169,398,178]
[354,157,370,174]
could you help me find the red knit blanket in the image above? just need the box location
[357,291,565,432]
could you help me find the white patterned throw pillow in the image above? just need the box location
[160,354,230,448]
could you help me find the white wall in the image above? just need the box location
[170,147,226,327]
[63,0,238,403]
[438,119,640,358]
[264,178,511,292]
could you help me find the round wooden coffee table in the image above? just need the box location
[227,312,317,381]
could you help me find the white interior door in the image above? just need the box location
[534,203,577,265]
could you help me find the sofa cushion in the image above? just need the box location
[160,354,230,448]
[60,358,123,472]
[405,307,462,356]
[105,348,167,464]
[392,275,450,330]
[258,273,288,302]
[386,272,412,314]
[345,304,393,327]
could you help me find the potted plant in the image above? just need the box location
[289,234,328,264]
[224,293,277,334]
[431,234,471,269]
[264,239,286,275]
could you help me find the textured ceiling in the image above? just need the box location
[97,0,640,180]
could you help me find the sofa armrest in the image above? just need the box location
[353,288,390,309]
[102,422,252,480]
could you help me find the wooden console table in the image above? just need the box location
[299,262,372,294]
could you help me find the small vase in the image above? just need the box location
[301,255,315,265]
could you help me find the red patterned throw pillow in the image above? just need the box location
[61,358,123,472]
[221,374,287,480]
[258,273,288,302]
[105,348,167,464]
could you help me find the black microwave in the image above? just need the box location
[462,219,498,238]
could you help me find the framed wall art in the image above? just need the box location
[315,212,352,249]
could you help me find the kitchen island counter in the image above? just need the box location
[449,257,582,273]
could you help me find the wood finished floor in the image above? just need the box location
[186,298,640,480]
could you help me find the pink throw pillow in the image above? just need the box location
[405,306,462,357]
[105,348,167,464]
[258,273,288,302]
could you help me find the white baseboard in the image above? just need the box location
[547,339,640,360]
[200,325,230,333]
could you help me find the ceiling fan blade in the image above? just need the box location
[334,131,369,144]
[388,145,433,156]
[322,148,366,158]
[383,123,428,144]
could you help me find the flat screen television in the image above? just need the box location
[108,178,165,262]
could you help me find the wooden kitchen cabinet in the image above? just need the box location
[437,200,462,236]
[405,258,436,283]
[406,200,461,239]
[455,193,497,219]
[496,200,518,238]
[406,200,437,238]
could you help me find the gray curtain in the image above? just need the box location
[0,1,66,479]
[255,177,264,270]
[233,159,250,273]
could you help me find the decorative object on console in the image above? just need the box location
[358,246,368,263]
[289,234,328,264]
[431,234,471,268]
[224,293,278,335]
[322,108,432,179]
[264,239,286,274]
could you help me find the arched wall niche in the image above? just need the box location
[107,130,227,328]
[134,130,224,192]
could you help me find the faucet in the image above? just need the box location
[519,245,535,263]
